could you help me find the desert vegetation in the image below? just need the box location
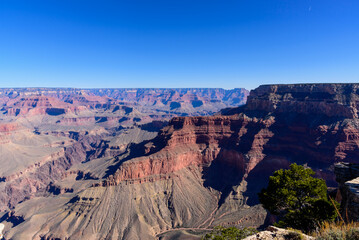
[202,164,359,240]
[313,221,359,240]
[202,226,257,240]
[259,163,338,233]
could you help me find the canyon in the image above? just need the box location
[0,88,249,239]
[1,84,359,239]
[0,88,248,211]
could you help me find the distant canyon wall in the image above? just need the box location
[0,87,249,107]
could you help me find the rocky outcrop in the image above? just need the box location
[0,223,4,239]
[102,115,274,186]
[244,226,313,240]
[0,123,18,133]
[335,162,359,221]
[2,96,84,116]
[0,123,20,144]
[46,182,74,195]
[335,162,359,184]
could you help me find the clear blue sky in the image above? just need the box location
[1,0,358,90]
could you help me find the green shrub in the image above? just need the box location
[202,226,257,240]
[258,163,338,232]
[284,228,304,240]
[284,232,303,240]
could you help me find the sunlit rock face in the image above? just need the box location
[0,223,4,239]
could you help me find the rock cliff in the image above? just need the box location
[102,115,274,186]
[246,84,359,118]
[335,162,359,221]
[244,226,313,240]
[2,96,83,116]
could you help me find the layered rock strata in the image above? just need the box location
[0,88,249,116]
[0,132,107,211]
[246,83,359,118]
[102,115,274,186]
[105,84,359,189]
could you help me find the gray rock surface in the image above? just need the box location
[243,226,313,240]
[335,162,359,221]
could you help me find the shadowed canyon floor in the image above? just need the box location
[2,84,359,239]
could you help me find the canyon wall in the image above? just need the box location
[246,84,359,118]
[104,84,359,189]
[0,88,249,114]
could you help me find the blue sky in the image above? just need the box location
[0,0,358,90]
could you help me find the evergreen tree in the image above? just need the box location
[258,163,337,232]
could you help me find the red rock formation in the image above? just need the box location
[3,96,80,116]
[102,115,274,185]
[0,123,20,144]
[62,94,111,108]
[104,84,359,189]
[0,123,19,133]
